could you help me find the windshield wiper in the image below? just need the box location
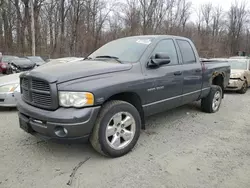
[83,57,92,60]
[95,55,122,63]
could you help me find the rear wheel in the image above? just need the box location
[90,100,141,157]
[201,85,222,113]
[238,80,248,94]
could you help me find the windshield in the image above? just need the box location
[2,56,19,62]
[27,56,44,62]
[46,59,74,65]
[13,59,32,65]
[229,60,248,70]
[89,37,155,62]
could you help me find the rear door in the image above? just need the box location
[142,39,183,116]
[176,39,203,104]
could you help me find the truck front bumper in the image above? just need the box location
[225,79,244,91]
[17,99,100,143]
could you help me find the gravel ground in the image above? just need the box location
[0,91,250,188]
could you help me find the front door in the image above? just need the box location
[142,39,183,116]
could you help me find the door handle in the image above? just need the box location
[195,69,202,72]
[174,71,182,76]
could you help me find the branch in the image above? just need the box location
[66,157,91,186]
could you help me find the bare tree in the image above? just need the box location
[0,0,249,57]
[139,0,166,34]
[212,5,223,37]
[175,0,192,32]
[68,0,82,55]
[30,0,35,55]
[201,2,213,32]
[227,1,248,55]
[122,0,141,35]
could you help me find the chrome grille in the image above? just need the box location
[22,89,29,100]
[22,78,29,88]
[32,80,50,91]
[20,77,57,110]
[32,93,52,106]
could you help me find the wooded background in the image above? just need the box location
[0,0,249,58]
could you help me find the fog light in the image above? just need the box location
[54,126,68,137]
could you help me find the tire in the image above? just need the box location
[2,70,6,74]
[6,68,12,75]
[90,100,141,158]
[238,80,248,94]
[201,85,222,113]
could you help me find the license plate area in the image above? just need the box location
[19,118,34,133]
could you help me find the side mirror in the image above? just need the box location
[147,53,171,68]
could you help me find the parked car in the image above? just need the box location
[25,56,46,67]
[0,57,82,107]
[200,58,209,61]
[17,35,230,157]
[230,56,250,60]
[0,55,19,74]
[45,59,53,62]
[209,58,229,61]
[9,58,36,73]
[0,73,21,107]
[226,59,250,93]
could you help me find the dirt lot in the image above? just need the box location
[0,91,250,188]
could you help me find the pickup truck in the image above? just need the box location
[17,35,230,157]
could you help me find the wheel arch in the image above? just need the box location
[212,73,224,98]
[105,92,145,129]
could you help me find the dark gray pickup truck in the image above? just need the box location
[17,35,230,157]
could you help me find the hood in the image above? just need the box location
[231,69,245,74]
[230,69,245,78]
[35,61,46,66]
[0,73,21,86]
[25,60,133,83]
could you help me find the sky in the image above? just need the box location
[116,0,249,22]
[116,0,249,23]
[190,0,248,21]
[192,0,234,10]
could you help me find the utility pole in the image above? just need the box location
[30,0,35,56]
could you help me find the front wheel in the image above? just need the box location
[201,85,222,113]
[6,67,13,75]
[238,80,248,94]
[90,100,141,158]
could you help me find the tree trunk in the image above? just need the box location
[0,12,3,51]
[30,0,36,56]
[59,0,65,56]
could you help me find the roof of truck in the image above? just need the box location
[123,35,190,40]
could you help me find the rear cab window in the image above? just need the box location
[176,40,197,64]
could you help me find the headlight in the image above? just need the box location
[59,92,94,108]
[231,73,242,79]
[11,64,17,70]
[0,83,19,93]
[15,84,20,92]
